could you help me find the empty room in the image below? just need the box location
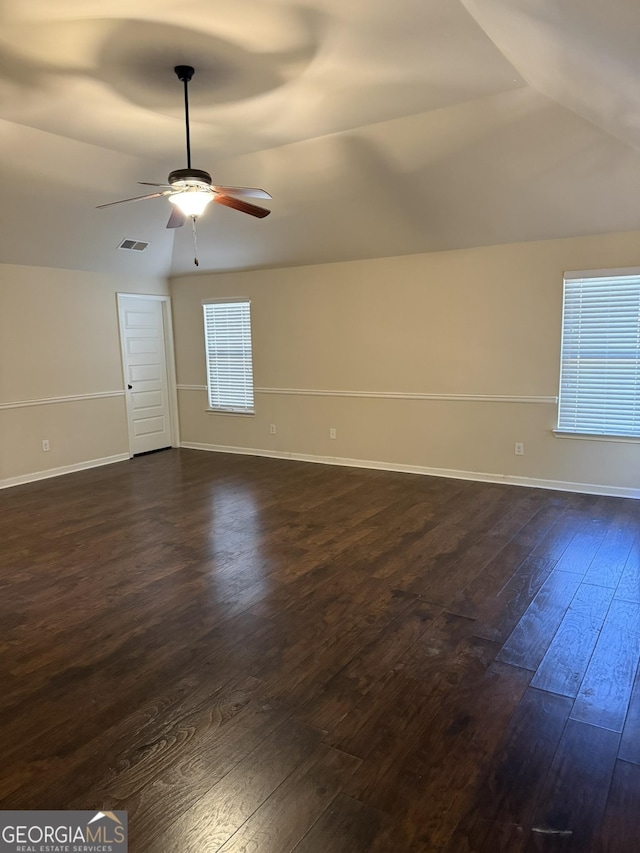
[0,1,639,851]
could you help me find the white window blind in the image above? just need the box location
[203,300,254,413]
[558,274,640,437]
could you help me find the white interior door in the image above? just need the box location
[118,295,173,456]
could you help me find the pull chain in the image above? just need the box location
[192,216,199,266]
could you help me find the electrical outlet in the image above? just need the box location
[514,442,524,456]
[42,439,50,452]
[329,427,337,440]
[269,424,276,435]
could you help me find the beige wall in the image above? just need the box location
[0,264,168,484]
[171,231,640,497]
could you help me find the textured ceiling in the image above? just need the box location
[0,0,639,277]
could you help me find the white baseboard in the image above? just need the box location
[180,442,640,500]
[0,453,130,490]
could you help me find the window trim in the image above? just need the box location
[553,429,640,444]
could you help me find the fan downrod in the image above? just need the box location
[174,66,195,168]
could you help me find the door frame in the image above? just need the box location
[117,292,180,457]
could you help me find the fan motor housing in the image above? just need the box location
[168,168,212,187]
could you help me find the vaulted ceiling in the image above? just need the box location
[1,0,640,277]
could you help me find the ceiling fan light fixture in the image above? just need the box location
[96,65,271,248]
[168,189,213,217]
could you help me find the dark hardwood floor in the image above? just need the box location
[1,448,639,851]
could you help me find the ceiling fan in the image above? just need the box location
[97,65,271,263]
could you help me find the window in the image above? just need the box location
[557,272,640,438]
[203,299,254,413]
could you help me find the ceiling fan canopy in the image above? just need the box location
[97,65,272,229]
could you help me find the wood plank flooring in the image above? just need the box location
[0,449,639,852]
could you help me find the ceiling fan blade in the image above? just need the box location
[214,194,271,218]
[212,185,272,200]
[166,207,187,229]
[138,181,172,188]
[96,191,168,209]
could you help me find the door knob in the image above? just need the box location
[127,384,133,390]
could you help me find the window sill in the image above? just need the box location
[553,430,640,445]
[206,409,255,417]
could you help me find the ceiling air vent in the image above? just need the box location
[118,239,150,252]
